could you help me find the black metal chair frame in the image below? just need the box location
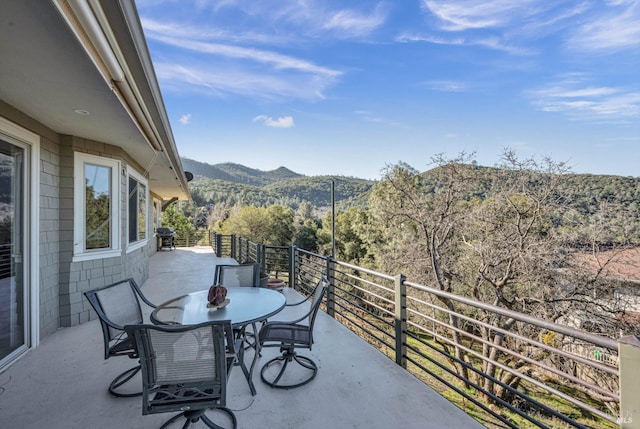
[84,278,156,397]
[213,263,260,287]
[258,277,329,389]
[125,321,239,429]
[214,263,262,350]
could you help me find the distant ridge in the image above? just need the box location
[182,159,303,186]
[181,157,375,209]
[182,158,640,221]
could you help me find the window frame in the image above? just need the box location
[73,153,121,262]
[126,166,149,252]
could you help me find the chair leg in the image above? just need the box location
[201,408,237,429]
[108,365,142,397]
[260,350,318,389]
[236,344,256,396]
[159,408,237,429]
[159,411,186,429]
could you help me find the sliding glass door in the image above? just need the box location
[0,138,27,367]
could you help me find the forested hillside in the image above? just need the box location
[182,158,302,186]
[182,158,375,209]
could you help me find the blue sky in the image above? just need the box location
[137,0,640,180]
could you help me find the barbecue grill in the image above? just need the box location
[156,227,176,251]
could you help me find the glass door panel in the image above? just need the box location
[0,139,26,365]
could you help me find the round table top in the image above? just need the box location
[151,287,286,327]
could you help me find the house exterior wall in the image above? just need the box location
[0,102,62,340]
[60,136,152,327]
[1,103,159,335]
[39,133,62,337]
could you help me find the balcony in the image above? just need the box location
[213,233,634,429]
[0,246,482,429]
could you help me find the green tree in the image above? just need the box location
[265,205,295,245]
[293,202,320,251]
[216,204,294,246]
[369,151,575,401]
[162,203,194,234]
[317,207,372,264]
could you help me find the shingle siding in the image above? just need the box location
[1,109,155,334]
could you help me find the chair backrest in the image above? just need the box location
[307,277,330,343]
[125,320,234,415]
[84,278,153,359]
[214,263,260,288]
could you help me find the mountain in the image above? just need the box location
[181,158,375,210]
[182,157,640,225]
[182,159,302,186]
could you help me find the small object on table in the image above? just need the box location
[266,278,285,291]
[208,285,228,306]
[207,298,230,309]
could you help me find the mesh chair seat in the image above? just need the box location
[258,323,311,345]
[84,278,156,397]
[125,321,238,429]
[259,277,329,389]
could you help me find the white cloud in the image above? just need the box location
[155,59,337,101]
[526,77,640,123]
[422,80,467,92]
[421,0,540,31]
[353,110,406,128]
[418,0,639,55]
[141,17,289,45]
[322,4,388,37]
[179,114,192,125]
[253,115,295,128]
[142,2,387,42]
[149,35,340,78]
[567,0,640,51]
[396,32,532,55]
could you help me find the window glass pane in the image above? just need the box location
[0,140,26,363]
[85,163,111,249]
[138,182,146,240]
[128,177,137,243]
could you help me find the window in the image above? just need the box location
[127,167,148,247]
[73,153,120,260]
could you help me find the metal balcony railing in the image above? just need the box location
[210,231,630,429]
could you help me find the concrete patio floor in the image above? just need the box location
[0,247,484,429]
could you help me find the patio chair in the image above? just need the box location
[125,320,238,429]
[258,276,329,389]
[213,263,260,288]
[214,263,261,348]
[83,278,156,397]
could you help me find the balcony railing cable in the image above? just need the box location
[209,231,627,428]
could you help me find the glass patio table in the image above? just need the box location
[151,287,286,395]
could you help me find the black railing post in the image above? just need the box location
[231,234,237,259]
[289,245,297,289]
[326,257,336,318]
[256,244,262,270]
[619,336,640,427]
[395,273,407,368]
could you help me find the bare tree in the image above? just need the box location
[369,150,581,401]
